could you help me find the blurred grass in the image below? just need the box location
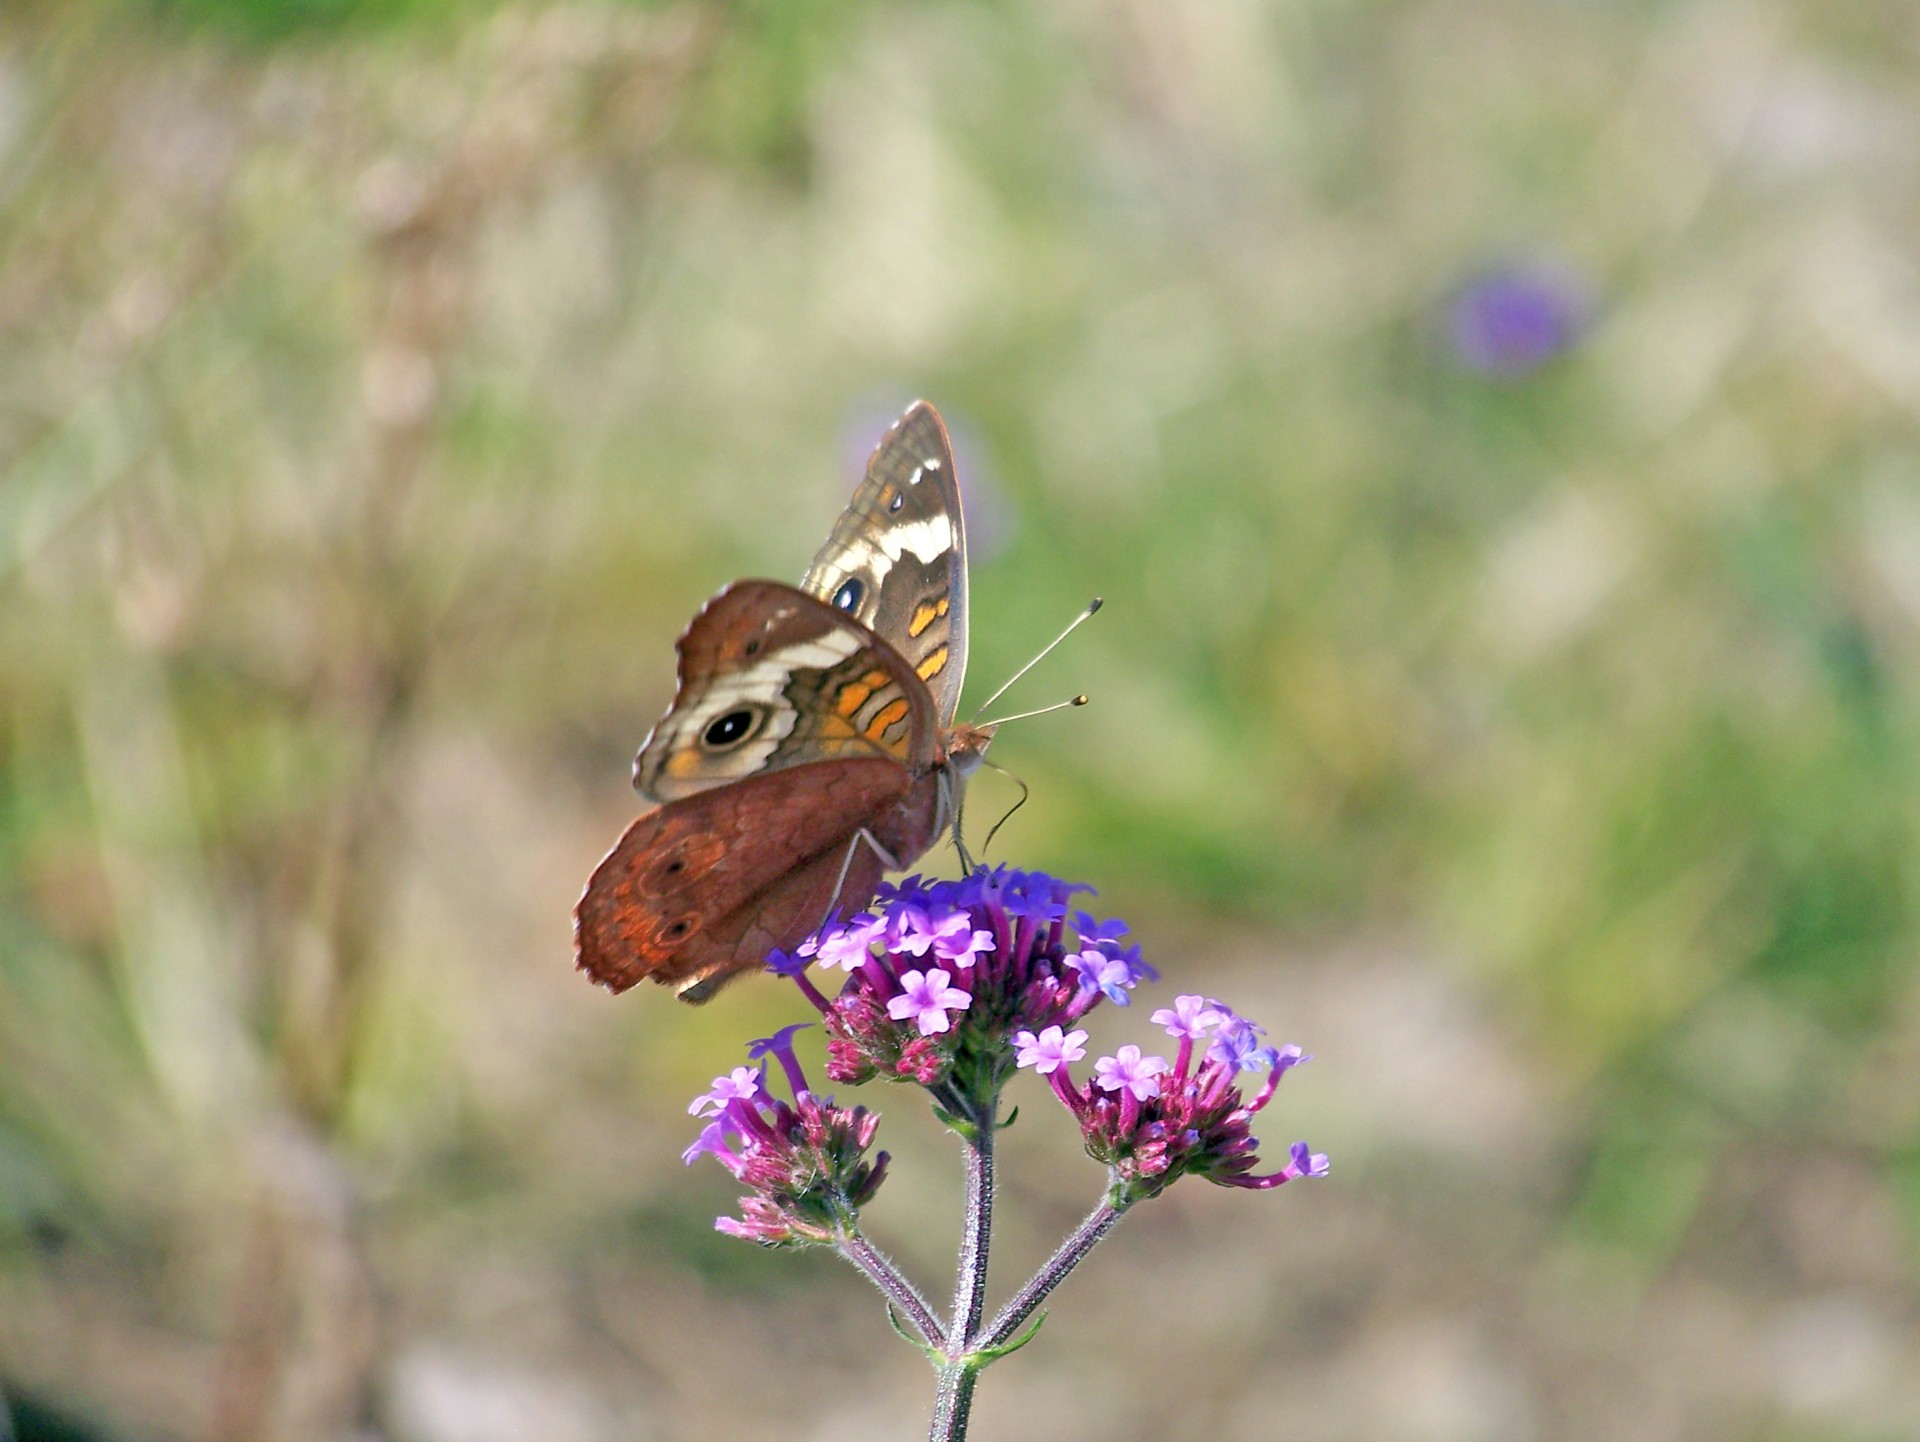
[3,0,1920,1438]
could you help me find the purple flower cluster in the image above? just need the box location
[689,868,1325,1235]
[769,869,1156,1093]
[682,1024,889,1245]
[1016,994,1327,1204]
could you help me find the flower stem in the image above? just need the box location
[836,1231,945,1349]
[928,1358,979,1441]
[925,1096,996,1442]
[979,1198,1126,1351]
[949,1102,995,1353]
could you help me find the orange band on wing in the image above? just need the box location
[836,668,893,718]
[908,602,940,638]
[865,697,911,740]
[836,681,873,717]
[915,645,949,682]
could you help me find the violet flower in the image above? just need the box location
[683,1025,889,1245]
[1447,260,1591,378]
[1021,992,1324,1204]
[771,867,1141,1102]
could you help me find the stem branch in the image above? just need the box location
[836,1232,945,1349]
[980,1198,1126,1351]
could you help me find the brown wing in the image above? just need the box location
[801,401,969,726]
[575,757,912,999]
[633,581,940,804]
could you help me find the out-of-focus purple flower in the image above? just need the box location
[1031,996,1322,1204]
[1285,1141,1331,1180]
[683,1039,888,1246]
[1001,870,1086,924]
[1447,261,1591,378]
[888,968,973,1036]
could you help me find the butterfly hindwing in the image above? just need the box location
[801,401,969,727]
[632,581,939,804]
[575,757,912,997]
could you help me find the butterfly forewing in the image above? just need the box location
[801,401,969,727]
[633,581,939,804]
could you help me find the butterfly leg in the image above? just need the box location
[940,768,979,876]
[811,826,905,940]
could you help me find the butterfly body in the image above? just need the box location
[576,402,991,1001]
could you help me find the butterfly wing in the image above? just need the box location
[576,757,912,998]
[801,400,969,728]
[633,580,939,804]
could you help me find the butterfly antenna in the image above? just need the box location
[976,694,1088,729]
[970,597,1102,721]
[978,761,1031,860]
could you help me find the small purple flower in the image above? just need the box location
[887,968,973,1036]
[1207,1009,1281,1073]
[1285,1141,1330,1180]
[1093,1045,1169,1102]
[1152,994,1224,1040]
[1073,913,1130,948]
[1013,1025,1088,1076]
[926,912,996,968]
[1447,260,1591,378]
[689,1066,762,1117]
[999,870,1082,924]
[813,913,886,971]
[1070,949,1140,1006]
[888,903,939,956]
[748,1023,814,1096]
[766,947,811,979]
[682,1120,735,1166]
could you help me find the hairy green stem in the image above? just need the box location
[980,1199,1125,1351]
[837,1231,944,1349]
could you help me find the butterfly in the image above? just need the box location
[575,401,996,1001]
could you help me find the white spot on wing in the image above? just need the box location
[881,514,952,566]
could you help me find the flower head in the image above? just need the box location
[775,866,1138,1094]
[1030,995,1324,1205]
[683,1038,888,1246]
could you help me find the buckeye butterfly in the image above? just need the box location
[575,401,994,1001]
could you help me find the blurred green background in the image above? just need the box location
[4,1,1919,1438]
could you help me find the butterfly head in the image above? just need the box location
[942,721,997,779]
